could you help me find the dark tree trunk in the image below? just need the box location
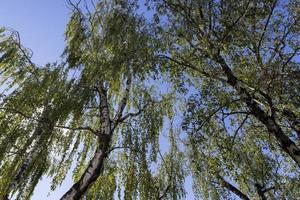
[60,140,111,200]
[60,83,113,200]
[214,54,300,166]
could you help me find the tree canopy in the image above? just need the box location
[0,0,299,199]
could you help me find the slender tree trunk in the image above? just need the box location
[4,104,55,200]
[61,76,132,199]
[60,83,112,200]
[214,54,300,166]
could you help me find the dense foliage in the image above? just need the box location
[0,0,299,199]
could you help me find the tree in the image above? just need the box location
[1,0,300,199]
[0,1,185,199]
[152,0,300,198]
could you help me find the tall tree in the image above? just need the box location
[0,1,186,199]
[155,0,300,164]
[60,1,164,198]
[1,0,300,199]
[152,0,300,198]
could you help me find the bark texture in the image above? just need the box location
[60,84,112,200]
[60,142,111,200]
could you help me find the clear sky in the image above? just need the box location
[0,0,69,66]
[0,1,195,199]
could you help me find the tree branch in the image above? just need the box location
[221,0,251,41]
[158,54,227,83]
[113,74,132,125]
[257,0,278,53]
[118,108,144,122]
[255,183,267,200]
[60,81,113,200]
[281,47,300,72]
[157,148,172,200]
[107,146,140,155]
[217,175,250,200]
[116,101,152,124]
[231,114,249,149]
[54,125,97,135]
[12,30,39,71]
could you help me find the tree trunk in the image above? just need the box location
[60,83,113,200]
[282,109,300,139]
[214,54,300,166]
[60,138,111,200]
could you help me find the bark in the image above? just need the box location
[60,140,111,200]
[60,78,134,199]
[4,104,54,200]
[60,83,113,200]
[218,176,250,200]
[157,185,170,200]
[214,54,300,166]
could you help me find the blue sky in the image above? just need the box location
[0,1,195,199]
[0,0,69,66]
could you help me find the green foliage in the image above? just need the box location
[0,28,36,89]
[154,0,300,199]
[0,1,184,199]
[0,0,299,199]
